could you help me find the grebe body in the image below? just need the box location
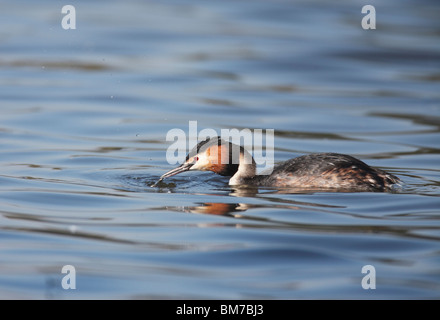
[152,137,400,192]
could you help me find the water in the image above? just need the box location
[1,0,439,299]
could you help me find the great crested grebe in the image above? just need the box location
[151,137,400,192]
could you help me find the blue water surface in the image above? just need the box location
[0,0,439,299]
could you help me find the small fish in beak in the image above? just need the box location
[150,162,194,187]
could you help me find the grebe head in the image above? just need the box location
[152,137,256,186]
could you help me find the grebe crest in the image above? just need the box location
[152,136,400,192]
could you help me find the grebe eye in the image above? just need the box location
[194,156,199,162]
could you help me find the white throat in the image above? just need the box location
[229,149,256,185]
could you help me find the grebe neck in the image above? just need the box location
[229,148,257,185]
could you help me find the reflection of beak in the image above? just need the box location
[151,162,194,187]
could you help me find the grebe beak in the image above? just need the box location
[151,162,194,187]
